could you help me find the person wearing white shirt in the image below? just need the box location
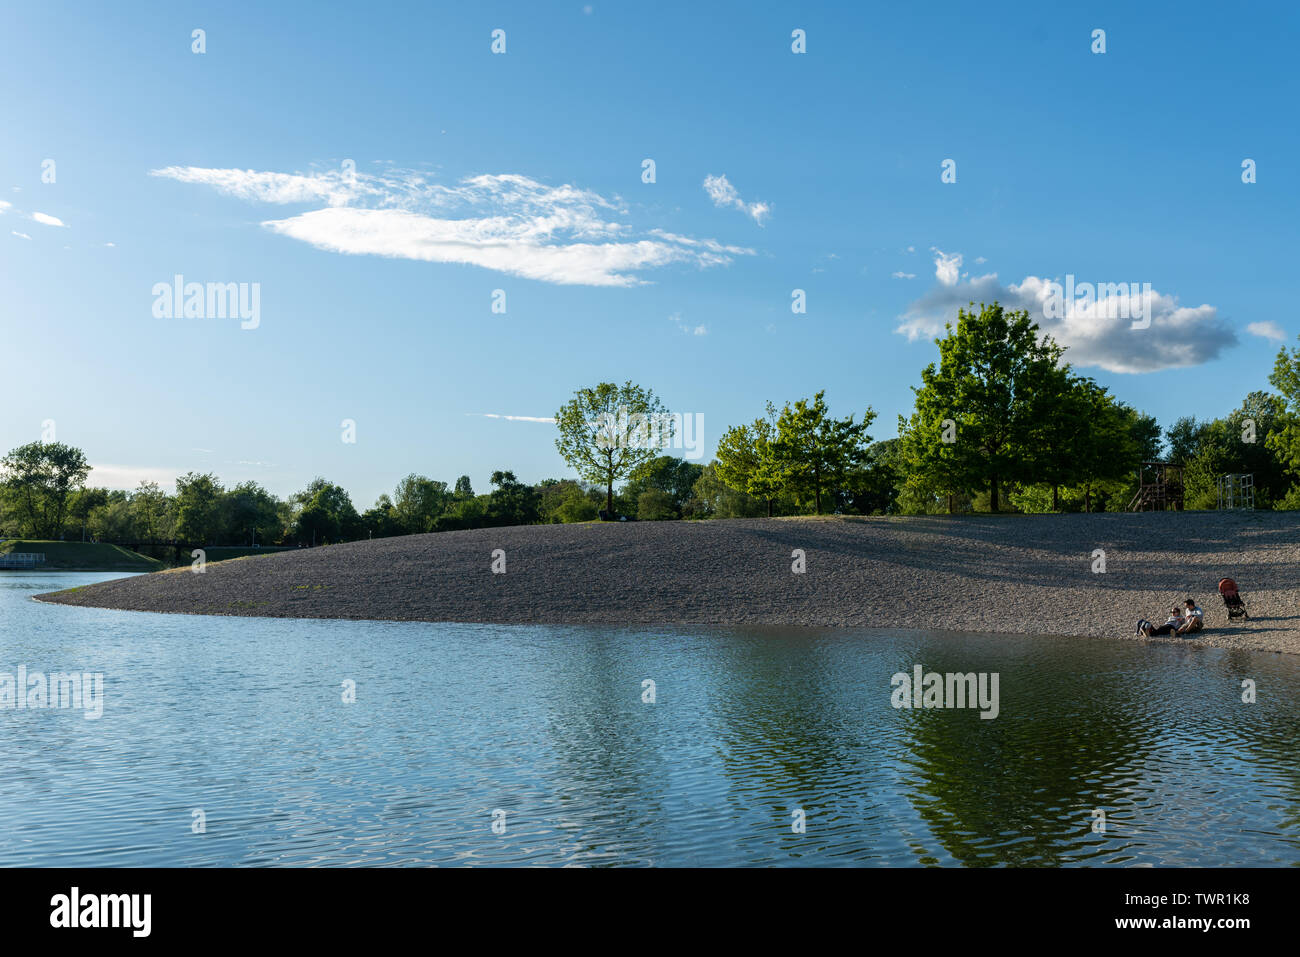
[1176,599,1204,636]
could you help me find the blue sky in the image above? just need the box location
[3,1,1297,507]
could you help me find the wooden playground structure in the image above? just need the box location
[1128,461,1184,511]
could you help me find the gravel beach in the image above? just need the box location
[35,512,1300,654]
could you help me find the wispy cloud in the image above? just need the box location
[11,230,31,240]
[1247,321,1286,343]
[891,270,915,279]
[896,249,1236,373]
[668,312,708,336]
[466,413,556,423]
[702,173,770,225]
[32,211,66,227]
[151,164,755,287]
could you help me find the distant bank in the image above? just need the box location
[1,540,163,572]
[34,512,1300,655]
[1,540,294,572]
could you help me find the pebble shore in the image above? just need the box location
[37,512,1300,655]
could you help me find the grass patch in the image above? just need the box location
[0,540,164,571]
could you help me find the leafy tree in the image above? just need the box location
[557,488,600,523]
[68,487,109,541]
[174,472,225,544]
[485,470,541,527]
[687,464,767,519]
[361,494,403,538]
[290,478,361,545]
[1070,387,1142,512]
[838,439,902,515]
[131,480,171,541]
[902,302,1064,512]
[0,441,92,537]
[434,495,489,532]
[770,391,875,514]
[555,381,673,517]
[622,455,705,518]
[453,475,475,500]
[714,406,785,517]
[392,474,451,534]
[636,489,677,521]
[222,481,283,545]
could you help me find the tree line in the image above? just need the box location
[8,301,1300,547]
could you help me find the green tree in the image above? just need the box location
[485,470,541,526]
[636,488,677,520]
[555,381,673,518]
[0,441,92,538]
[222,481,283,545]
[174,472,225,544]
[131,480,171,541]
[770,391,875,514]
[392,474,451,534]
[839,439,902,515]
[687,463,767,519]
[68,487,109,541]
[622,455,705,518]
[714,406,786,517]
[290,478,361,545]
[361,494,402,538]
[902,302,1064,512]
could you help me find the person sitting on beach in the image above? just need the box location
[1175,599,1204,636]
[1139,607,1185,637]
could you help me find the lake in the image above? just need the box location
[3,571,1298,866]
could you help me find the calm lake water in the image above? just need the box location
[3,570,1299,867]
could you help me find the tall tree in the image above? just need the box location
[714,404,785,517]
[174,472,225,544]
[291,478,361,545]
[485,470,541,526]
[0,442,91,537]
[770,391,874,514]
[392,474,451,534]
[904,302,1064,512]
[131,480,171,541]
[622,455,705,518]
[555,381,672,517]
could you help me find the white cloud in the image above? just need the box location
[11,230,30,240]
[0,200,10,212]
[467,413,556,423]
[1247,321,1286,343]
[891,270,916,279]
[32,212,66,227]
[104,242,115,247]
[931,247,962,286]
[896,250,1236,373]
[702,173,770,225]
[152,164,753,287]
[669,312,708,336]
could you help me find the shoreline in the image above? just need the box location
[34,513,1300,656]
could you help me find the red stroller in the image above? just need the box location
[1217,578,1249,621]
